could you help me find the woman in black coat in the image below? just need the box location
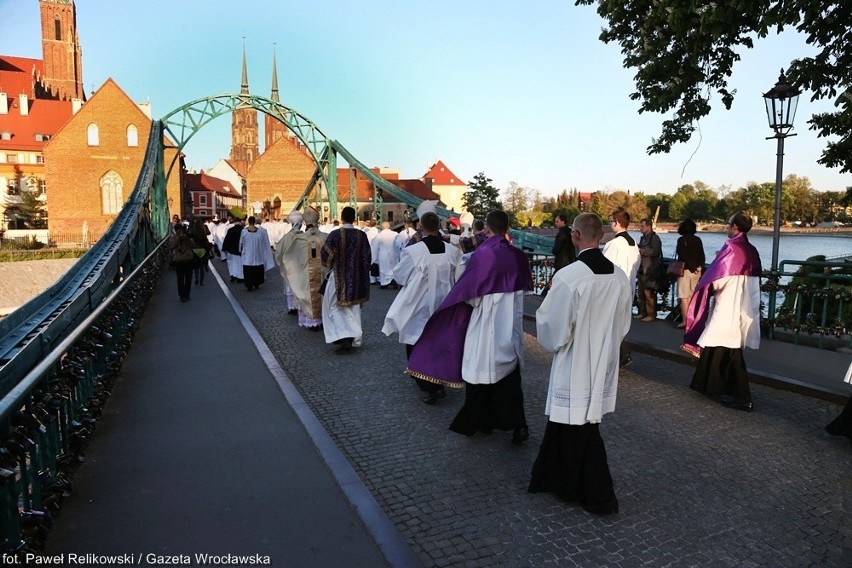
[674,219,705,328]
[190,218,211,286]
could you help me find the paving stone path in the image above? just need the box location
[219,260,849,567]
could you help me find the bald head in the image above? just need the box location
[571,213,604,248]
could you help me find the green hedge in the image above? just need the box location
[0,249,87,262]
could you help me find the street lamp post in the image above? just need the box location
[762,69,801,335]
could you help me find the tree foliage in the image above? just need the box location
[502,181,530,214]
[13,191,48,229]
[668,182,719,221]
[576,0,852,172]
[587,190,649,222]
[463,172,502,220]
[228,206,247,220]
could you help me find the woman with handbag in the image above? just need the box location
[190,218,212,286]
[674,219,705,328]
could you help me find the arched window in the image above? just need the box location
[87,123,99,146]
[101,171,123,214]
[126,125,138,147]
[54,15,61,41]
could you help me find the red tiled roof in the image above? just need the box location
[0,55,73,152]
[185,171,241,198]
[332,168,443,204]
[0,56,42,99]
[422,160,464,186]
[0,98,73,152]
[388,179,442,202]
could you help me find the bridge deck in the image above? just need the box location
[44,259,850,566]
[43,263,409,567]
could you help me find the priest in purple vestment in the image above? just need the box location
[406,209,533,444]
[321,206,372,353]
[683,211,762,412]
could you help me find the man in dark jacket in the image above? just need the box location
[552,214,576,272]
[637,218,662,321]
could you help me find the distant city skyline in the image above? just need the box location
[2,0,849,197]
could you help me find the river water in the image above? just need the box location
[636,231,851,269]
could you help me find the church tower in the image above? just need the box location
[264,46,288,151]
[39,0,85,101]
[230,43,259,178]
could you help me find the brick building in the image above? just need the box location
[184,170,242,220]
[422,160,467,214]
[2,0,181,239]
[0,0,85,231]
[38,0,84,102]
[44,78,181,236]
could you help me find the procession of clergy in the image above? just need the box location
[202,203,763,517]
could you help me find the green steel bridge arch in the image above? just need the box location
[158,94,450,224]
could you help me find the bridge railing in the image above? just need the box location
[763,259,852,349]
[0,123,164,399]
[0,237,168,551]
[528,247,851,349]
[0,123,166,551]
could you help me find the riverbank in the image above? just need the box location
[659,222,852,236]
[0,258,78,316]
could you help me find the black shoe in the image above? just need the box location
[620,355,632,367]
[583,499,619,516]
[288,309,298,315]
[379,285,388,289]
[335,338,354,353]
[511,425,529,445]
[422,389,446,405]
[719,396,754,412]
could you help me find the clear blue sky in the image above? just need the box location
[3,0,849,197]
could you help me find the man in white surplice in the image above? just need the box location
[371,222,399,288]
[239,216,275,291]
[382,212,457,404]
[529,213,632,516]
[601,208,641,366]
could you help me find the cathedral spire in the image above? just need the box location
[264,42,288,150]
[270,43,279,103]
[231,38,259,178]
[240,39,249,95]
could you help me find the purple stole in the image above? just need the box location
[321,226,371,307]
[681,232,761,356]
[405,236,533,387]
[457,230,489,254]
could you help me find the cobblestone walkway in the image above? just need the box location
[216,261,850,567]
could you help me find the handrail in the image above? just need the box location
[765,258,852,347]
[0,123,163,396]
[0,235,169,550]
[0,236,170,423]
